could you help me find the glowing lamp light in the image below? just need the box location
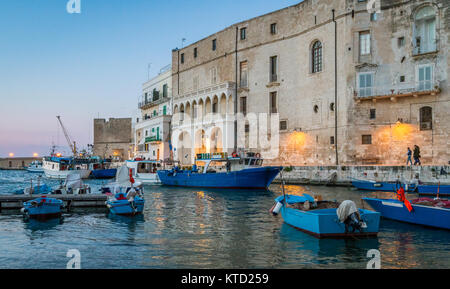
[56,153,62,157]
[9,153,14,157]
[288,131,308,148]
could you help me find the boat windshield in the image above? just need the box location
[137,162,161,174]
[244,158,263,166]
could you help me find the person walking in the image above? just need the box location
[413,145,421,166]
[406,147,413,166]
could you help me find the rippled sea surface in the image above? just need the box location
[0,170,449,269]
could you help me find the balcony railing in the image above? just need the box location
[355,80,441,100]
[138,93,170,109]
[145,136,161,143]
[413,40,437,56]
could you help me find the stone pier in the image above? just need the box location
[275,165,450,186]
[0,158,41,170]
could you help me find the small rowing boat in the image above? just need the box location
[352,179,417,192]
[416,184,450,197]
[272,173,380,239]
[21,196,64,220]
[104,166,145,216]
[363,197,450,230]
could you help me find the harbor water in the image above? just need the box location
[0,170,449,269]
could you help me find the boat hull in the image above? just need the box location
[44,169,91,180]
[106,199,145,216]
[27,168,44,173]
[157,166,282,189]
[352,180,416,192]
[363,197,450,230]
[417,185,450,197]
[22,198,63,220]
[135,174,161,185]
[280,206,380,239]
[90,169,117,179]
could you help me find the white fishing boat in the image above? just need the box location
[43,116,93,179]
[126,160,162,185]
[43,157,92,179]
[27,161,44,173]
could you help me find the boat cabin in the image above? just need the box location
[194,152,264,174]
[127,160,163,175]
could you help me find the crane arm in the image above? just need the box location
[56,116,76,156]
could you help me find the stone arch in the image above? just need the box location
[194,129,207,155]
[212,95,219,114]
[219,93,227,116]
[227,94,234,114]
[192,100,198,119]
[198,98,204,120]
[173,104,179,123]
[210,127,223,153]
[178,131,192,165]
[179,103,185,122]
[205,97,212,114]
[185,101,191,122]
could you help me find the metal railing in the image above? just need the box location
[138,93,171,109]
[356,80,441,99]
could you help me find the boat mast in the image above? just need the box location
[56,116,77,157]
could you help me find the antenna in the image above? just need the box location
[148,63,152,80]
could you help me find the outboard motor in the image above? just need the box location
[337,200,367,233]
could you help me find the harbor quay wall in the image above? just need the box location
[274,165,450,186]
[0,158,41,170]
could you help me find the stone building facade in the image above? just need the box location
[171,0,449,166]
[134,65,173,161]
[93,118,132,161]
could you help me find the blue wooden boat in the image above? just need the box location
[105,166,145,216]
[157,152,282,189]
[91,168,117,179]
[416,184,450,197]
[273,194,380,239]
[21,196,64,219]
[352,179,416,192]
[106,192,145,216]
[363,197,450,230]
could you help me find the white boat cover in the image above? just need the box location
[115,165,139,187]
[337,200,358,223]
[65,173,84,190]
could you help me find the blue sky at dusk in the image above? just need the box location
[0,0,300,157]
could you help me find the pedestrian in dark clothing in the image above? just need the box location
[413,145,421,166]
[406,147,413,166]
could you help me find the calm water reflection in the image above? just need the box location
[0,170,449,269]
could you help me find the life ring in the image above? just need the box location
[232,152,238,158]
[255,153,261,159]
